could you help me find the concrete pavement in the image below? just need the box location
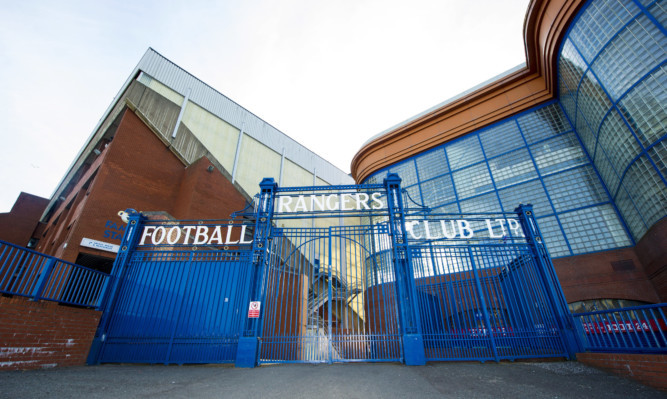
[0,361,663,399]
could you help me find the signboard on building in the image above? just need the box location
[80,237,120,253]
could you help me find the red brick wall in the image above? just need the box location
[0,193,48,247]
[35,108,248,264]
[577,352,667,391]
[635,218,667,301]
[553,247,660,304]
[0,296,100,370]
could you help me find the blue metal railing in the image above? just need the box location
[573,304,667,353]
[0,240,110,309]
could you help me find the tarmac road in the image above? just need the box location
[0,361,663,399]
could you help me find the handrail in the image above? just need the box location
[0,240,110,309]
[572,304,667,353]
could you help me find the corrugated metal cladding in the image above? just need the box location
[136,48,353,186]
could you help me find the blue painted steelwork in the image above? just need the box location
[385,174,426,365]
[573,304,667,353]
[89,177,577,366]
[90,213,255,365]
[405,205,577,361]
[237,178,276,367]
[0,239,109,308]
[256,179,405,364]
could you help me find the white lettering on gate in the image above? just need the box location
[139,226,156,245]
[167,226,181,244]
[457,220,473,239]
[404,218,525,241]
[194,226,208,245]
[276,192,386,213]
[208,226,223,245]
[508,219,522,237]
[326,194,339,211]
[225,224,239,245]
[138,224,254,246]
[310,195,326,211]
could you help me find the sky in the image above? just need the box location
[0,0,531,212]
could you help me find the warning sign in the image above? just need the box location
[248,301,261,318]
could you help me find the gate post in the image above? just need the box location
[384,173,426,365]
[515,204,582,358]
[236,178,277,368]
[87,209,144,365]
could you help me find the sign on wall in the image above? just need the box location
[80,237,120,253]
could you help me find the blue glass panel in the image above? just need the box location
[459,192,501,214]
[488,148,538,188]
[415,148,448,181]
[648,139,667,180]
[621,155,667,227]
[530,132,588,176]
[517,103,572,144]
[617,65,667,147]
[431,202,460,214]
[403,184,423,207]
[615,184,648,240]
[543,166,609,212]
[364,170,387,185]
[536,216,571,257]
[576,108,598,154]
[649,1,666,28]
[558,205,631,254]
[593,145,622,194]
[498,179,553,216]
[568,0,639,63]
[592,15,667,101]
[452,163,493,199]
[578,71,612,131]
[559,39,587,101]
[389,160,418,187]
[478,121,523,158]
[596,110,643,175]
[558,81,578,125]
[420,175,456,207]
[446,135,484,170]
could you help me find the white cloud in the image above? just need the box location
[0,0,530,211]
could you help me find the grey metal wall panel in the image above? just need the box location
[137,49,352,186]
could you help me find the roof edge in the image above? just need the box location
[351,0,586,182]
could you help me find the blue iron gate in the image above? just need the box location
[257,224,403,363]
[89,174,580,366]
[90,219,254,364]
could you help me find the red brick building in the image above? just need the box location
[7,48,352,271]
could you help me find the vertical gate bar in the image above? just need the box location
[88,211,145,365]
[468,246,499,362]
[515,204,581,358]
[148,254,174,360]
[328,226,333,363]
[262,236,278,363]
[458,249,477,359]
[30,257,56,302]
[165,252,194,364]
[384,173,425,365]
[501,244,524,358]
[236,178,277,367]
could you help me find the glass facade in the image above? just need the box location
[363,0,666,258]
[558,0,667,242]
[364,102,631,258]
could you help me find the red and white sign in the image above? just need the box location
[248,301,261,318]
